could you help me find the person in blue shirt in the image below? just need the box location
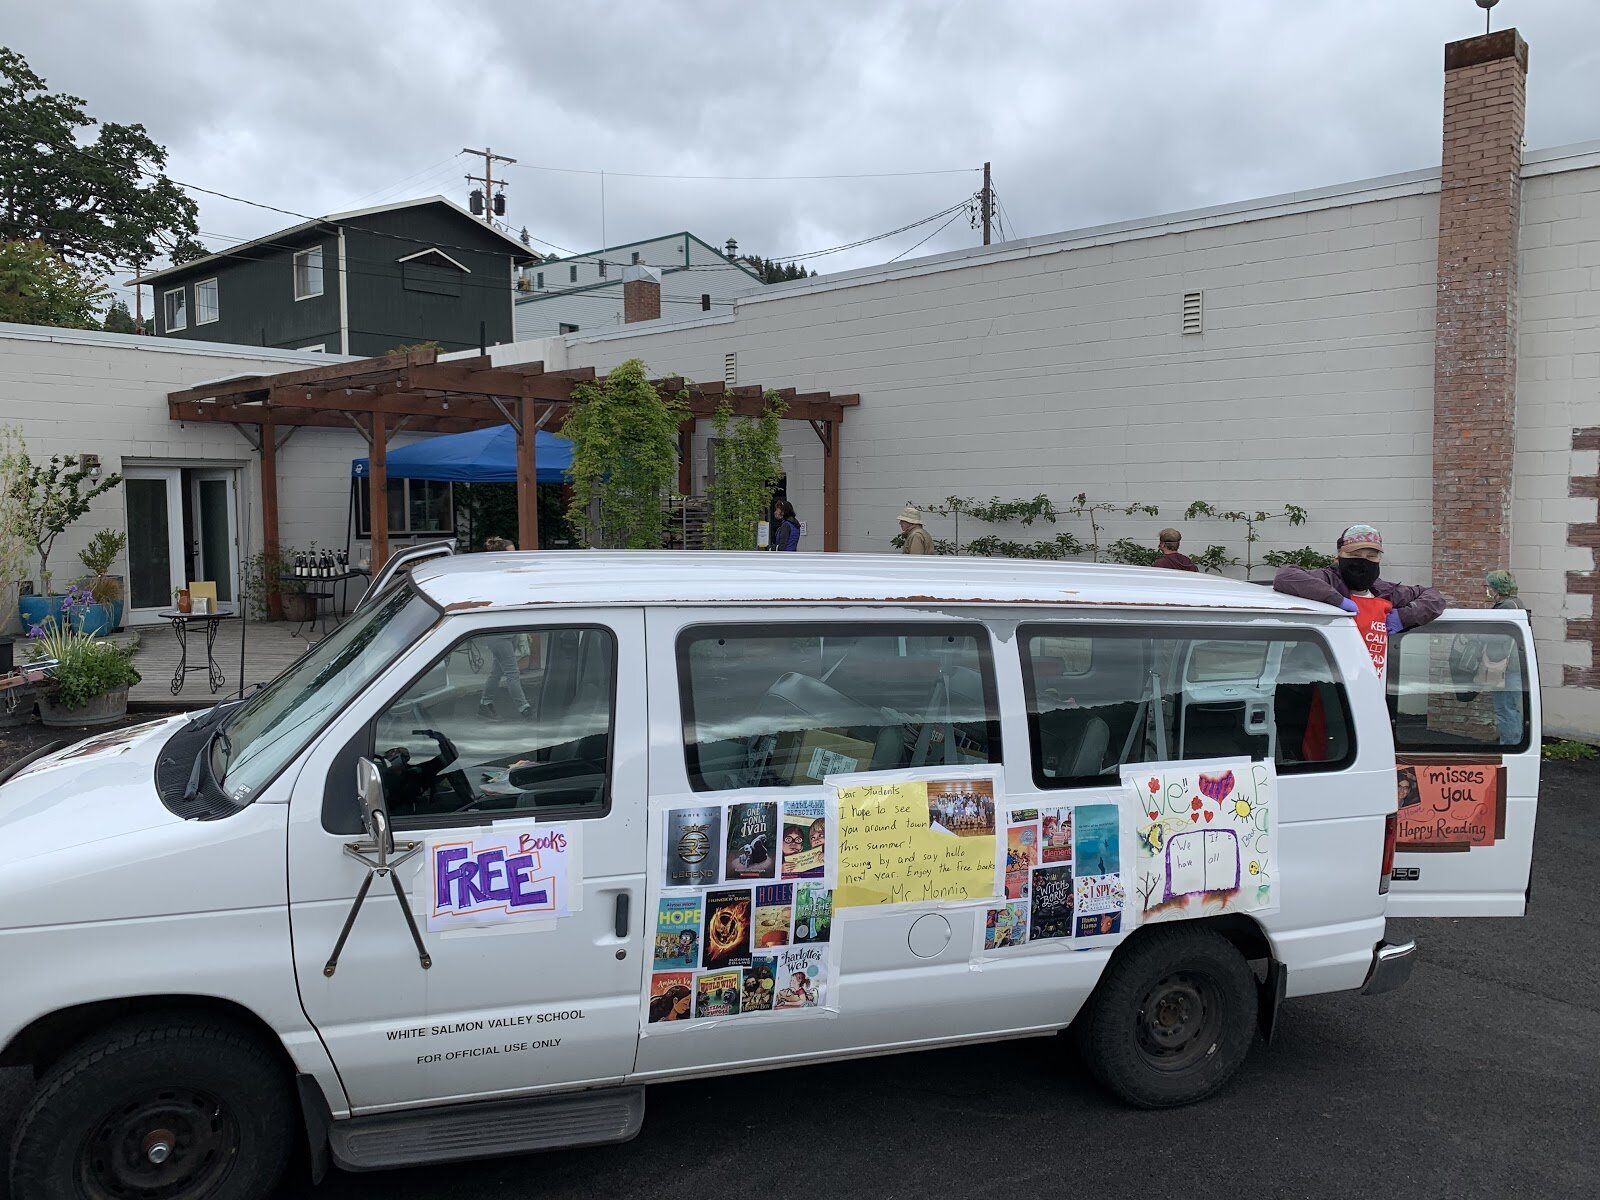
[772,500,801,552]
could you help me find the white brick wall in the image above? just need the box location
[0,326,367,630]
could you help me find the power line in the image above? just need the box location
[514,163,981,182]
[886,210,966,263]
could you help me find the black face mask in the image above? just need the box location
[1338,556,1382,591]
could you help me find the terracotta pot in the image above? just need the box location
[280,592,316,623]
[38,684,129,728]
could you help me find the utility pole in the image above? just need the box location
[462,146,516,224]
[981,161,993,246]
[133,261,145,334]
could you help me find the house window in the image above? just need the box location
[631,251,642,264]
[536,272,544,289]
[162,287,187,331]
[294,246,324,300]
[357,478,454,537]
[598,260,607,278]
[194,278,219,325]
[559,323,579,334]
[569,264,578,283]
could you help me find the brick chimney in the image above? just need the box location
[1430,29,1529,606]
[623,265,662,323]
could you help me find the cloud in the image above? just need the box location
[8,0,1596,287]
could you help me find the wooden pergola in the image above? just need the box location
[167,347,858,583]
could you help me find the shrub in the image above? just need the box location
[1542,739,1597,763]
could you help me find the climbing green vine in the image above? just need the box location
[563,359,687,549]
[705,393,786,550]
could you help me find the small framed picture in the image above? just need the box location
[193,597,211,615]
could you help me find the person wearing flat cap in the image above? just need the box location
[1273,524,1446,632]
[898,505,935,555]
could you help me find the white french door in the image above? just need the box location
[189,469,240,606]
[123,467,186,624]
[122,466,241,624]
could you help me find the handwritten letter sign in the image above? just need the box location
[428,823,573,930]
[832,774,1001,909]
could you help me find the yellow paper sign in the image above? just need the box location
[833,776,1000,908]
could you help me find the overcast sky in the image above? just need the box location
[9,0,1599,290]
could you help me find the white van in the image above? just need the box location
[0,553,1539,1200]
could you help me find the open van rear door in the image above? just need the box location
[1384,611,1540,917]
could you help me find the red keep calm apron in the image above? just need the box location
[1349,593,1393,677]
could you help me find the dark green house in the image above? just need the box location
[133,197,538,356]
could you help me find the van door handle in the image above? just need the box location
[613,892,630,939]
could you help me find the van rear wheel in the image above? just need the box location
[8,1017,293,1200]
[1075,926,1258,1108]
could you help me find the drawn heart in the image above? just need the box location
[1189,813,1199,823]
[1147,810,1159,821]
[1204,811,1214,823]
[1198,771,1236,803]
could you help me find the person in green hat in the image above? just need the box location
[1483,570,1528,743]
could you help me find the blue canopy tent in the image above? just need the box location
[350,424,573,554]
[352,424,572,484]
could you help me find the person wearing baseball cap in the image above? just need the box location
[898,505,935,555]
[1273,523,1445,633]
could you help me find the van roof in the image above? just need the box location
[409,551,1338,617]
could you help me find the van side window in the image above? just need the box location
[1388,621,1530,752]
[678,623,1001,791]
[1021,624,1355,788]
[371,626,617,824]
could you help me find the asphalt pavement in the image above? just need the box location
[3,763,1595,1200]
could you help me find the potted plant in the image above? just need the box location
[75,528,127,635]
[5,447,122,630]
[244,546,312,622]
[24,605,141,727]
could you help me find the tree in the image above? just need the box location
[0,47,200,277]
[101,298,136,333]
[0,240,107,330]
[705,394,785,550]
[4,449,123,592]
[563,359,686,549]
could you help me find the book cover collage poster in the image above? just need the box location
[646,798,838,1029]
[977,799,1133,955]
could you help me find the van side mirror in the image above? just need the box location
[355,756,394,858]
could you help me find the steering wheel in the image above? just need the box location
[411,727,476,810]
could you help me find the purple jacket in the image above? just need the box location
[775,519,801,552]
[1272,566,1446,630]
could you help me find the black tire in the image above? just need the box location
[1074,925,1258,1109]
[8,1017,294,1200]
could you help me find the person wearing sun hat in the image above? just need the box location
[1273,523,1446,635]
[898,505,935,555]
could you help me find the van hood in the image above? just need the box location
[0,715,189,862]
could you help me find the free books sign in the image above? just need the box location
[427,824,574,930]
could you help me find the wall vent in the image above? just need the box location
[724,352,737,385]
[1182,291,1203,335]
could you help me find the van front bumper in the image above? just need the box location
[1360,939,1416,996]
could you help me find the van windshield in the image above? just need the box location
[218,585,436,802]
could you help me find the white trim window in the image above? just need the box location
[163,287,187,332]
[294,246,325,300]
[194,277,219,324]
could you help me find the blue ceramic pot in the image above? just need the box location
[74,602,115,637]
[18,593,64,634]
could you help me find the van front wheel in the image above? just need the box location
[8,1017,293,1200]
[1075,926,1258,1108]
